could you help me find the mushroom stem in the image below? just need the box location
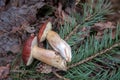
[31,46,67,71]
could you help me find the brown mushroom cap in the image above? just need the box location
[22,35,38,66]
[38,21,52,42]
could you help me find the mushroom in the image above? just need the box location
[46,31,72,62]
[38,21,72,62]
[38,21,52,42]
[22,35,67,71]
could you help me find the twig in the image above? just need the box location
[53,71,69,80]
[68,42,120,69]
[65,24,80,41]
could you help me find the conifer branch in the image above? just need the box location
[68,42,120,69]
[65,24,80,41]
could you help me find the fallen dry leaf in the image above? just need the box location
[92,21,116,39]
[0,64,10,79]
[93,21,116,31]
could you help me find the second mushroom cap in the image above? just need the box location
[38,21,52,42]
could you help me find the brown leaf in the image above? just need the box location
[94,22,105,31]
[104,22,116,29]
[92,21,116,39]
[0,64,10,79]
[93,21,116,31]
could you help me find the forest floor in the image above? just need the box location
[0,0,120,79]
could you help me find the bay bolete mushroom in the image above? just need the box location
[22,35,67,71]
[38,21,72,62]
[46,31,72,62]
[38,21,52,42]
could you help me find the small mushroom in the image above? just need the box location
[38,21,52,42]
[46,31,72,62]
[22,35,67,71]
